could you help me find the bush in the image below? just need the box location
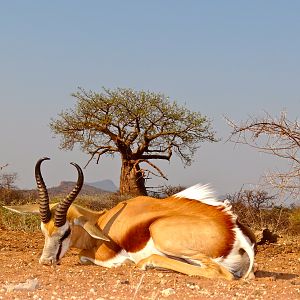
[227,189,300,235]
[0,207,40,231]
[76,193,131,211]
[0,192,130,232]
[0,186,40,231]
[289,207,300,235]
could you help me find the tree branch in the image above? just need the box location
[133,159,168,180]
[0,164,8,171]
[225,111,300,198]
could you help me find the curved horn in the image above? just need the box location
[54,162,84,227]
[35,157,51,223]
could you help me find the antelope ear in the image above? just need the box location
[74,216,110,241]
[3,204,40,215]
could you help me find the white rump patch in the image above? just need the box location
[214,226,255,278]
[174,183,224,207]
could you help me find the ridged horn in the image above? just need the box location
[35,157,51,224]
[54,162,84,227]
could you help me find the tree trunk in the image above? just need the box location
[119,159,147,196]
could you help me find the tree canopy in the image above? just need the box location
[50,87,216,195]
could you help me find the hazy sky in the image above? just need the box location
[1,1,299,200]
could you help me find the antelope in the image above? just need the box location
[4,157,256,280]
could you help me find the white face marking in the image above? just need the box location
[39,222,71,265]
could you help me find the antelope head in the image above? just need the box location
[35,157,84,265]
[4,157,109,266]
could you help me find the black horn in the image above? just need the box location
[54,162,84,227]
[35,157,51,224]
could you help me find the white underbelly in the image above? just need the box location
[80,248,130,268]
[128,238,165,263]
[80,238,164,268]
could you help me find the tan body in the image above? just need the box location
[96,197,234,259]
[64,192,254,280]
[4,158,256,280]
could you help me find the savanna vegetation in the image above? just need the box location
[1,171,299,237]
[1,92,300,238]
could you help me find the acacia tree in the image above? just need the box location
[50,87,216,195]
[0,172,17,189]
[226,111,300,198]
[0,167,23,206]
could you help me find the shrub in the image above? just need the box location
[0,192,130,231]
[0,207,40,231]
[227,189,300,235]
[289,207,300,235]
[76,193,131,211]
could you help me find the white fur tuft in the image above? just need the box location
[174,183,224,206]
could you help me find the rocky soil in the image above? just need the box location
[0,230,299,300]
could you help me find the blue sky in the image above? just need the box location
[0,1,299,200]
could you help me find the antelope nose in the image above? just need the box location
[39,257,56,265]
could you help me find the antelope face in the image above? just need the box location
[34,157,83,265]
[4,157,109,266]
[39,221,72,265]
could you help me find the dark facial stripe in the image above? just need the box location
[56,228,71,261]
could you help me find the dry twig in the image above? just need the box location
[225,111,300,198]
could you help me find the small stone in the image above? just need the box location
[161,288,176,297]
[187,282,200,290]
[120,280,130,284]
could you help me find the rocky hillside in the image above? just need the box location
[21,181,112,199]
[47,181,110,196]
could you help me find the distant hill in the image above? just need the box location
[21,180,117,199]
[87,180,118,192]
[45,181,109,196]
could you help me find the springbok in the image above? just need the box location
[4,157,256,280]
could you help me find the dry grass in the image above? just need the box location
[1,192,299,237]
[0,193,129,231]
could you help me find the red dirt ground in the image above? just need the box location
[0,230,299,300]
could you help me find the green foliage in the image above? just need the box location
[50,87,217,195]
[0,185,39,231]
[0,193,129,232]
[50,87,216,165]
[0,207,40,232]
